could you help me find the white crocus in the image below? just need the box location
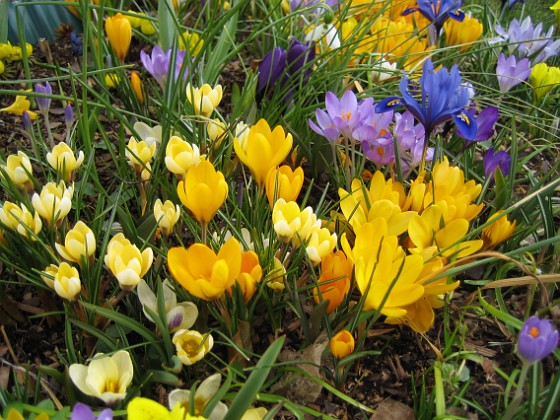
[168,374,228,420]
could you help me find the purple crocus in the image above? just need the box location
[361,133,395,165]
[376,58,477,143]
[22,111,32,130]
[34,81,52,114]
[394,110,433,171]
[71,403,113,420]
[309,90,373,143]
[402,0,465,34]
[140,46,188,89]
[517,316,559,363]
[483,147,510,178]
[457,106,499,142]
[493,16,560,64]
[65,103,74,126]
[257,47,287,94]
[496,53,532,93]
[286,38,315,79]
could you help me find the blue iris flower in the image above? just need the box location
[376,58,477,142]
[402,0,465,32]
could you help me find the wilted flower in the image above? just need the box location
[69,351,133,404]
[105,13,132,62]
[517,316,559,363]
[0,91,38,119]
[0,201,42,240]
[46,142,85,181]
[137,279,198,332]
[31,181,74,226]
[176,159,228,224]
[529,62,560,101]
[168,374,228,419]
[71,402,113,420]
[186,83,223,117]
[265,165,304,207]
[104,233,154,290]
[496,53,532,93]
[165,136,201,178]
[172,329,214,365]
[377,58,476,142]
[1,151,34,191]
[168,238,242,300]
[313,251,353,313]
[482,211,516,250]
[493,16,560,64]
[153,199,181,237]
[443,13,482,52]
[55,221,96,265]
[329,330,355,359]
[234,119,293,186]
[140,46,189,89]
[483,147,510,179]
[34,81,52,114]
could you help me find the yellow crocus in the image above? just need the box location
[165,136,201,178]
[153,199,181,237]
[168,374,228,418]
[265,165,304,208]
[186,83,223,117]
[234,119,293,186]
[51,262,82,301]
[46,142,85,182]
[329,330,355,359]
[305,227,337,265]
[272,199,321,246]
[0,201,42,240]
[105,13,132,62]
[229,250,263,302]
[0,91,38,119]
[530,62,560,101]
[179,31,204,56]
[172,329,214,365]
[177,159,228,224]
[69,351,133,404]
[31,181,74,226]
[126,137,156,180]
[104,233,154,290]
[1,151,34,191]
[131,71,143,103]
[128,397,186,420]
[313,250,353,314]
[443,14,483,52]
[55,220,96,265]
[168,237,242,300]
[482,210,517,250]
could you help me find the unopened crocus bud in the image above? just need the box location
[530,63,560,101]
[329,330,355,359]
[483,147,510,179]
[126,137,156,180]
[1,151,34,191]
[482,211,516,250]
[65,103,73,126]
[34,81,52,114]
[313,250,353,313]
[551,1,560,27]
[286,38,315,78]
[257,47,287,94]
[46,142,85,181]
[104,233,153,291]
[153,199,181,237]
[55,220,96,265]
[266,256,286,292]
[22,110,32,130]
[207,118,227,144]
[53,262,82,301]
[265,165,304,207]
[131,71,143,103]
[186,83,223,117]
[105,13,132,62]
[0,201,42,240]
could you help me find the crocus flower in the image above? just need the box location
[168,374,228,419]
[286,38,316,79]
[105,13,132,62]
[127,397,185,419]
[456,106,499,142]
[55,221,96,265]
[305,227,337,265]
[402,0,465,33]
[46,262,82,301]
[482,211,516,250]
[0,91,38,119]
[65,103,74,126]
[31,181,74,226]
[493,16,560,64]
[69,32,83,56]
[313,250,353,314]
[517,316,559,363]
[140,46,188,89]
[272,199,321,246]
[529,62,560,101]
[165,136,201,178]
[186,83,223,117]
[229,250,263,302]
[257,47,287,94]
[1,151,34,191]
[265,165,305,207]
[483,147,510,179]
[234,119,293,186]
[0,201,42,240]
[496,53,531,93]
[552,1,560,27]
[71,402,113,420]
[443,13,482,52]
[168,238,242,300]
[46,142,85,181]
[329,330,355,359]
[125,137,156,180]
[133,121,162,146]
[153,199,181,237]
[172,329,214,365]
[130,71,143,103]
[34,81,52,114]
[69,351,133,404]
[176,159,229,224]
[376,58,477,142]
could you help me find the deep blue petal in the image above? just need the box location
[375,96,404,113]
[453,111,477,140]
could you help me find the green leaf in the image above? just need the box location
[493,166,509,210]
[224,336,285,419]
[158,0,176,51]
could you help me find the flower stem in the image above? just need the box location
[503,361,532,419]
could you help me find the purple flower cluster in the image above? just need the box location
[496,53,532,93]
[517,316,559,363]
[140,46,189,89]
[494,16,560,64]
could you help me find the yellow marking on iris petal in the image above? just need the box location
[458,112,471,125]
[387,99,401,107]
[529,326,540,338]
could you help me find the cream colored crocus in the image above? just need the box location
[165,136,201,178]
[1,151,34,191]
[69,350,133,405]
[266,256,286,292]
[41,264,58,289]
[168,374,228,419]
[153,199,181,237]
[137,279,198,332]
[207,118,227,144]
[55,221,96,266]
[0,201,42,240]
[265,165,304,208]
[126,137,156,181]
[50,262,81,301]
[272,199,320,246]
[133,121,162,146]
[186,83,223,117]
[305,227,337,265]
[104,233,154,291]
[31,181,74,226]
[46,143,84,182]
[172,329,213,366]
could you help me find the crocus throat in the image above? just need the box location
[529,326,540,338]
